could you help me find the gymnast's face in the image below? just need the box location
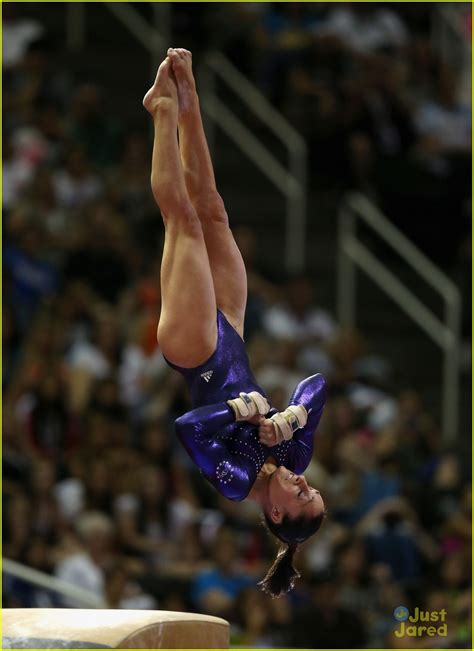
[268,465,325,522]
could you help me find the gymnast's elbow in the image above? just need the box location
[301,373,327,411]
[175,413,196,441]
[315,373,327,405]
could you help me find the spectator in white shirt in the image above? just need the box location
[55,511,114,606]
[2,4,44,69]
[263,274,336,343]
[314,4,408,54]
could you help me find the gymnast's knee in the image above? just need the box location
[159,198,202,234]
[194,191,229,225]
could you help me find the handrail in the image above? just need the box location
[338,192,461,443]
[342,237,456,349]
[2,557,107,608]
[200,51,307,273]
[347,194,460,303]
[105,3,165,54]
[104,2,165,77]
[94,2,307,273]
[201,95,298,193]
[203,51,306,151]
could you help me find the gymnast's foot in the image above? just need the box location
[167,47,198,118]
[143,57,178,116]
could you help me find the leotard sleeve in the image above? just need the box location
[280,374,327,474]
[175,403,255,501]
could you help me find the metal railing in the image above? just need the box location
[67,2,308,273]
[3,558,107,608]
[338,193,461,443]
[105,2,168,77]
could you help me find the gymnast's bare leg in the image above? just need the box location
[168,48,247,338]
[143,57,217,367]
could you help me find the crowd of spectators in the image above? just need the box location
[211,2,471,268]
[3,3,471,649]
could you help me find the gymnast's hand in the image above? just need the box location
[258,417,278,446]
[227,391,270,422]
[258,404,308,446]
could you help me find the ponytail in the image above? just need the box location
[259,510,326,597]
[258,543,300,598]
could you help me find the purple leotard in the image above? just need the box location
[165,310,326,501]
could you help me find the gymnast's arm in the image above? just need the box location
[290,374,327,471]
[176,389,270,457]
[175,402,254,500]
[258,374,327,471]
[175,402,235,463]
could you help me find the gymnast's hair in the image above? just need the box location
[259,511,326,598]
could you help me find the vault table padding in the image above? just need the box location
[2,608,230,648]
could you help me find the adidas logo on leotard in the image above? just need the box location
[200,370,213,382]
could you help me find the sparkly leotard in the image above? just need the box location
[165,310,326,501]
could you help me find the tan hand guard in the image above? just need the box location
[227,391,270,421]
[270,404,308,444]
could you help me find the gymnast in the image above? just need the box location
[143,48,327,598]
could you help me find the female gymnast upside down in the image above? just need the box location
[143,48,327,598]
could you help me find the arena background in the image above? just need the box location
[2,2,472,649]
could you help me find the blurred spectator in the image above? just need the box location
[336,539,374,616]
[3,304,21,388]
[231,586,290,646]
[2,3,44,70]
[110,129,153,224]
[254,3,320,103]
[3,133,38,211]
[191,527,254,618]
[63,202,131,303]
[255,338,306,406]
[414,68,471,165]
[263,274,336,344]
[262,274,336,382]
[68,83,123,167]
[5,36,71,129]
[233,225,277,340]
[356,497,439,583]
[3,219,57,331]
[52,145,103,209]
[54,511,115,606]
[28,371,75,461]
[314,4,408,53]
[287,571,367,647]
[106,562,157,610]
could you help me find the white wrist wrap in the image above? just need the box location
[270,404,308,444]
[227,391,270,421]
